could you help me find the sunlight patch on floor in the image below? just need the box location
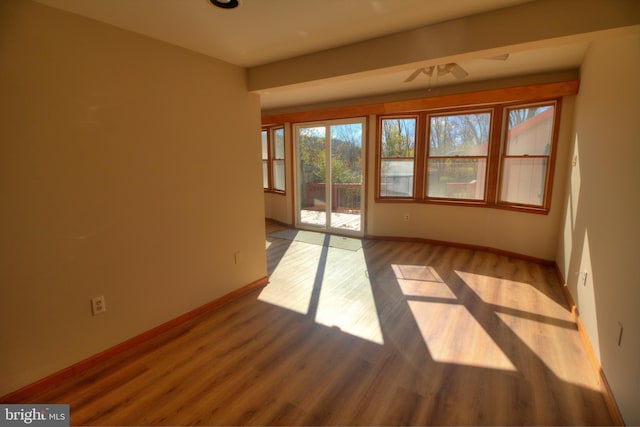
[259,241,322,315]
[315,249,384,344]
[496,312,600,390]
[393,264,517,372]
[408,301,517,371]
[392,264,456,299]
[456,271,569,319]
[260,240,384,345]
[454,270,599,389]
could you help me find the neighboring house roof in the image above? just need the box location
[508,107,554,139]
[468,142,489,156]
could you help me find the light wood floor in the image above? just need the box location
[20,221,612,425]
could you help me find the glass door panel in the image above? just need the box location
[295,119,365,236]
[330,123,363,233]
[298,126,327,228]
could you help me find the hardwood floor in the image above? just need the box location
[18,221,612,425]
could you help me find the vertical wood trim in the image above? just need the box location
[414,111,427,199]
[544,98,563,211]
[324,123,331,227]
[266,127,274,190]
[290,122,299,227]
[553,264,625,426]
[0,276,269,404]
[374,116,382,199]
[363,115,370,235]
[486,106,503,203]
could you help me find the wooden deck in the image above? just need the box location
[15,222,613,425]
[300,209,361,231]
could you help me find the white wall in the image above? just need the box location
[264,192,292,225]
[0,0,266,396]
[557,28,640,425]
[365,99,573,261]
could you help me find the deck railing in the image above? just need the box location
[304,183,361,213]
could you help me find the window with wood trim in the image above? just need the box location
[262,126,286,193]
[378,117,417,198]
[272,127,285,192]
[261,129,269,189]
[499,102,557,209]
[426,111,491,201]
[376,98,560,213]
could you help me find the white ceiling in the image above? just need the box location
[259,42,588,110]
[35,0,590,110]
[35,0,533,67]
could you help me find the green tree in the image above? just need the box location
[299,124,364,185]
[299,127,326,183]
[331,124,362,184]
[429,113,489,155]
[381,119,415,157]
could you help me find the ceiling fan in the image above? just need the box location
[404,54,510,83]
[404,63,466,82]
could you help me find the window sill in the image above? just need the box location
[375,197,550,214]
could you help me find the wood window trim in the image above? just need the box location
[271,127,286,193]
[375,98,562,214]
[496,99,562,213]
[263,125,287,195]
[424,108,494,204]
[261,129,270,190]
[377,115,419,199]
[261,81,578,126]
[261,81,576,214]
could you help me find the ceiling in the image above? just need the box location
[258,42,588,110]
[34,0,594,110]
[34,0,534,67]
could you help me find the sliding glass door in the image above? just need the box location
[295,118,365,236]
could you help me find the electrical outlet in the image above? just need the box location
[234,251,241,265]
[581,271,588,286]
[617,322,624,347]
[91,296,106,316]
[403,213,410,222]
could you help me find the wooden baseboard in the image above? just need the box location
[266,218,552,266]
[553,264,625,426]
[366,233,555,266]
[0,276,269,403]
[265,217,293,228]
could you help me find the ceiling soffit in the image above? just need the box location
[248,0,640,93]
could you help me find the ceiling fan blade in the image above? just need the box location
[436,64,451,77]
[450,63,469,79]
[423,66,434,77]
[404,68,424,83]
[486,53,510,61]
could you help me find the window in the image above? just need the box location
[426,111,491,201]
[261,130,269,189]
[376,99,560,213]
[499,103,556,209]
[379,117,416,198]
[262,126,286,193]
[272,128,285,191]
